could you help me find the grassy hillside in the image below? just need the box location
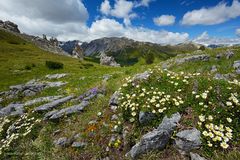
[0,29,240,160]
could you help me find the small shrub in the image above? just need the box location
[82,63,94,69]
[7,40,20,45]
[199,46,206,51]
[45,61,63,69]
[145,52,155,64]
[24,65,32,70]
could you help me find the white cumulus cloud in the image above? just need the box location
[153,15,176,26]
[135,0,154,7]
[182,0,240,25]
[87,18,189,44]
[236,28,240,37]
[193,31,240,46]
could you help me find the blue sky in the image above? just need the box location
[85,0,240,39]
[0,0,240,45]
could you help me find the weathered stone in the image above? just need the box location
[133,71,150,82]
[175,128,201,152]
[190,152,207,160]
[48,100,89,120]
[100,53,120,67]
[54,137,72,147]
[24,96,63,106]
[45,81,67,88]
[0,103,24,117]
[109,91,120,106]
[103,74,112,81]
[233,60,240,74]
[34,96,74,112]
[128,112,181,158]
[175,54,210,65]
[0,20,20,33]
[46,73,68,79]
[139,111,156,124]
[210,65,217,73]
[225,50,234,59]
[71,142,87,148]
[44,110,59,120]
[111,114,118,120]
[216,53,223,60]
[214,73,236,80]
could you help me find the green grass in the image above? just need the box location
[1,29,240,160]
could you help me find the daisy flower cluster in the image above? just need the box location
[195,88,240,149]
[0,113,41,156]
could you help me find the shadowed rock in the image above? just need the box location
[190,152,207,160]
[139,111,156,124]
[0,103,24,117]
[109,91,120,106]
[175,128,201,152]
[128,112,181,159]
[35,96,74,112]
[48,100,89,120]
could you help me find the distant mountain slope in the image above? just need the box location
[81,37,200,66]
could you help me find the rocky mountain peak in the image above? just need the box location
[0,20,20,33]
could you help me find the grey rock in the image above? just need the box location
[175,128,201,152]
[100,53,120,67]
[128,112,181,158]
[71,142,87,148]
[46,73,68,79]
[34,96,74,112]
[0,103,24,117]
[0,98,3,103]
[225,50,234,59]
[44,110,59,120]
[103,74,112,81]
[0,20,20,33]
[133,71,150,82]
[110,105,118,112]
[111,114,118,120]
[216,53,223,60]
[109,91,120,106]
[48,100,89,120]
[214,73,236,80]
[233,60,240,74]
[210,65,217,73]
[190,152,207,160]
[175,54,210,65]
[139,111,156,124]
[54,137,72,147]
[24,96,63,106]
[45,81,67,88]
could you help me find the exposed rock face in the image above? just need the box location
[45,73,68,79]
[190,152,207,160]
[0,20,20,33]
[175,128,201,152]
[109,91,120,106]
[100,53,120,67]
[1,80,67,99]
[34,96,74,112]
[128,112,181,159]
[78,87,105,101]
[210,65,217,73]
[133,71,151,82]
[0,103,24,117]
[47,100,89,120]
[233,60,240,74]
[72,44,84,59]
[225,50,234,59]
[71,142,87,148]
[139,111,156,124]
[54,137,72,147]
[24,96,63,107]
[214,73,236,80]
[175,54,210,65]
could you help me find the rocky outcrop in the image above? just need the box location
[100,53,120,67]
[190,152,207,160]
[34,96,74,112]
[54,137,73,147]
[214,73,236,80]
[0,103,24,117]
[0,20,20,33]
[1,80,67,99]
[133,71,151,82]
[139,111,156,124]
[175,128,201,153]
[45,73,68,79]
[109,91,120,107]
[128,112,181,158]
[233,60,240,74]
[47,101,89,120]
[175,54,210,65]
[24,96,63,106]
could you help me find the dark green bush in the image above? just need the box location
[45,61,63,69]
[145,52,155,64]
[199,46,206,51]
